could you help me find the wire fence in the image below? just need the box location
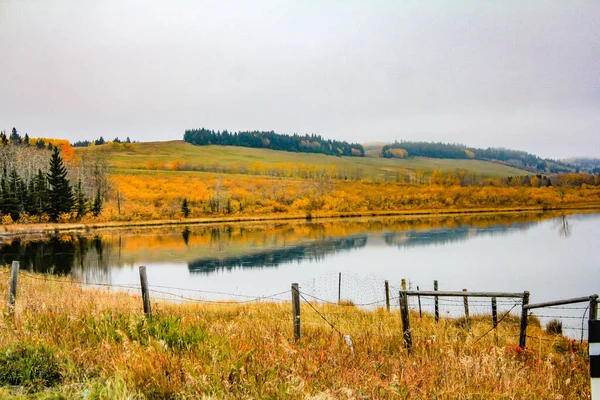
[0,265,597,345]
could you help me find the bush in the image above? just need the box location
[0,344,61,391]
[546,319,563,335]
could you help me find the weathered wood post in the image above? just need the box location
[519,291,530,349]
[384,280,390,312]
[401,278,407,291]
[338,272,342,304]
[463,288,470,330]
[417,285,422,318]
[589,319,600,399]
[590,295,598,321]
[434,280,439,323]
[139,266,152,321]
[8,261,19,317]
[400,290,412,352]
[491,297,498,328]
[292,283,301,341]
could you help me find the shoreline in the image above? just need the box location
[1,202,599,239]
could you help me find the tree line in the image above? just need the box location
[380,141,574,172]
[73,136,134,147]
[183,128,365,157]
[0,128,106,223]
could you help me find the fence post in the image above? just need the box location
[491,297,498,328]
[519,291,530,349]
[384,280,390,312]
[338,272,341,304]
[8,261,19,317]
[139,266,152,321]
[463,288,470,330]
[590,319,600,400]
[292,283,301,341]
[434,280,439,323]
[417,285,422,318]
[400,290,412,353]
[590,295,598,321]
[401,278,407,291]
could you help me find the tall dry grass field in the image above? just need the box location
[0,269,591,399]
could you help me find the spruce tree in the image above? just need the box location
[92,188,102,216]
[47,147,74,221]
[181,198,190,218]
[75,180,87,217]
[33,169,49,215]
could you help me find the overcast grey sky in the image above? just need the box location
[1,1,599,159]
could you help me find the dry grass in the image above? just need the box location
[0,269,591,399]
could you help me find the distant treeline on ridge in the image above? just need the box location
[381,141,571,172]
[183,128,365,157]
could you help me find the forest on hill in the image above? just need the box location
[380,141,574,173]
[183,128,365,157]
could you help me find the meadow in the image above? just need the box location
[0,269,590,399]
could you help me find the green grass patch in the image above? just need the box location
[0,343,61,392]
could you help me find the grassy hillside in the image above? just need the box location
[76,140,530,180]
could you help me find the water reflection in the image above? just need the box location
[0,211,592,280]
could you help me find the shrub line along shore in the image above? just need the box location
[1,202,599,239]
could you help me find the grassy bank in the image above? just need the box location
[0,271,591,398]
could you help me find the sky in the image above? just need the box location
[1,1,599,159]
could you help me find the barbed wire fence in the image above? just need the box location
[1,263,597,350]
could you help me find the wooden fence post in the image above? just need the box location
[434,280,439,323]
[401,278,407,291]
[491,297,498,328]
[139,266,152,321]
[292,283,301,341]
[589,319,600,399]
[8,261,19,317]
[400,290,412,352]
[384,280,390,312]
[519,291,530,349]
[338,273,341,304]
[417,286,422,318]
[463,288,470,330]
[590,296,598,321]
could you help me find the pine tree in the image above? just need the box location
[92,188,102,216]
[181,198,190,218]
[9,127,22,145]
[75,180,87,217]
[47,147,74,221]
[23,133,30,146]
[33,169,49,215]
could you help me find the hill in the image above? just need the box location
[76,140,530,181]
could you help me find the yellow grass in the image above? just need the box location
[0,270,591,398]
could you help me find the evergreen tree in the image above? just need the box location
[47,147,74,221]
[23,133,30,146]
[9,127,22,145]
[75,180,87,217]
[35,139,46,150]
[92,188,103,216]
[181,198,190,218]
[5,169,22,220]
[0,131,7,146]
[33,169,49,215]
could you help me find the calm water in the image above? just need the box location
[2,212,598,334]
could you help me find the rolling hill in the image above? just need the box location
[76,140,530,181]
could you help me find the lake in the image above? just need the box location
[2,211,598,336]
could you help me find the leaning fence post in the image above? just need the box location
[590,295,598,321]
[292,283,301,341]
[8,261,19,317]
[463,288,470,330]
[384,280,390,312]
[590,319,600,399]
[400,290,412,352]
[434,280,439,323]
[139,266,152,321]
[417,286,422,318]
[519,291,530,349]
